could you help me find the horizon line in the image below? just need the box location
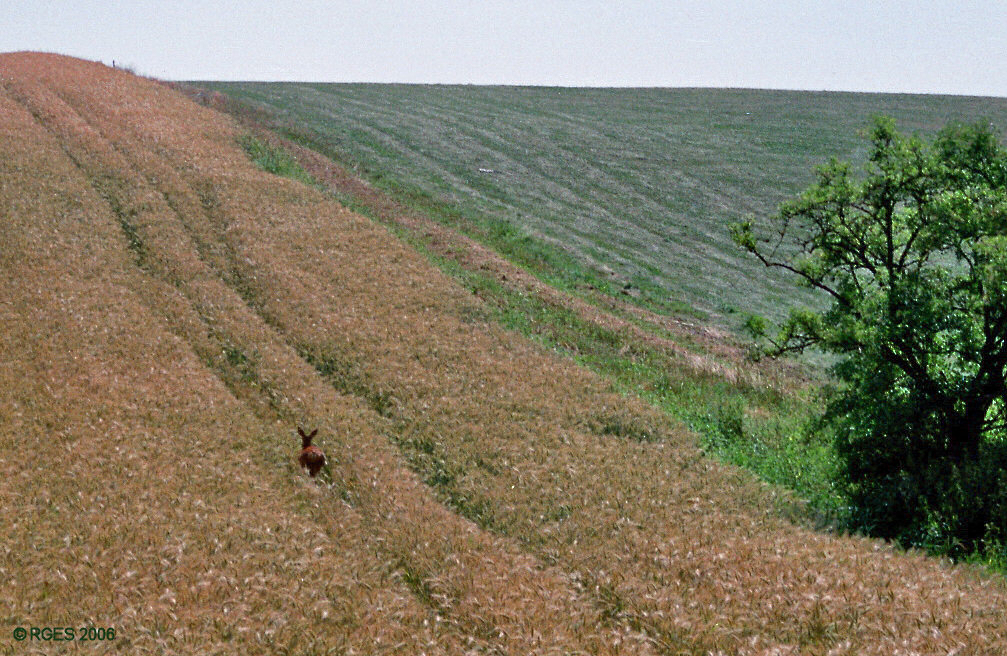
[179,79,1007,101]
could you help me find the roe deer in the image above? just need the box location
[297,427,326,477]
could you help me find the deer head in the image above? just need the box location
[298,426,318,449]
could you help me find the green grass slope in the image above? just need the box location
[196,82,1007,330]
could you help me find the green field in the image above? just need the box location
[197,82,1007,330]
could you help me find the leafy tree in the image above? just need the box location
[732,117,1007,556]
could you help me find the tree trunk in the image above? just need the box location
[948,397,991,461]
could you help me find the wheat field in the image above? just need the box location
[2,52,1006,655]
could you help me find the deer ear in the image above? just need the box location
[309,429,318,439]
[297,427,307,439]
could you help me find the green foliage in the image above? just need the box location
[735,117,1007,558]
[710,399,745,446]
[238,135,317,186]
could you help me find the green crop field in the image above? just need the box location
[196,82,1007,330]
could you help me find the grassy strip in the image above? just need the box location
[446,253,843,522]
[239,134,319,187]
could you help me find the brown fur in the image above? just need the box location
[297,427,326,477]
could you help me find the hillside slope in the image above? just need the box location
[2,53,1006,655]
[199,81,1007,331]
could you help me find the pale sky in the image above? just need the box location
[2,0,1005,96]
